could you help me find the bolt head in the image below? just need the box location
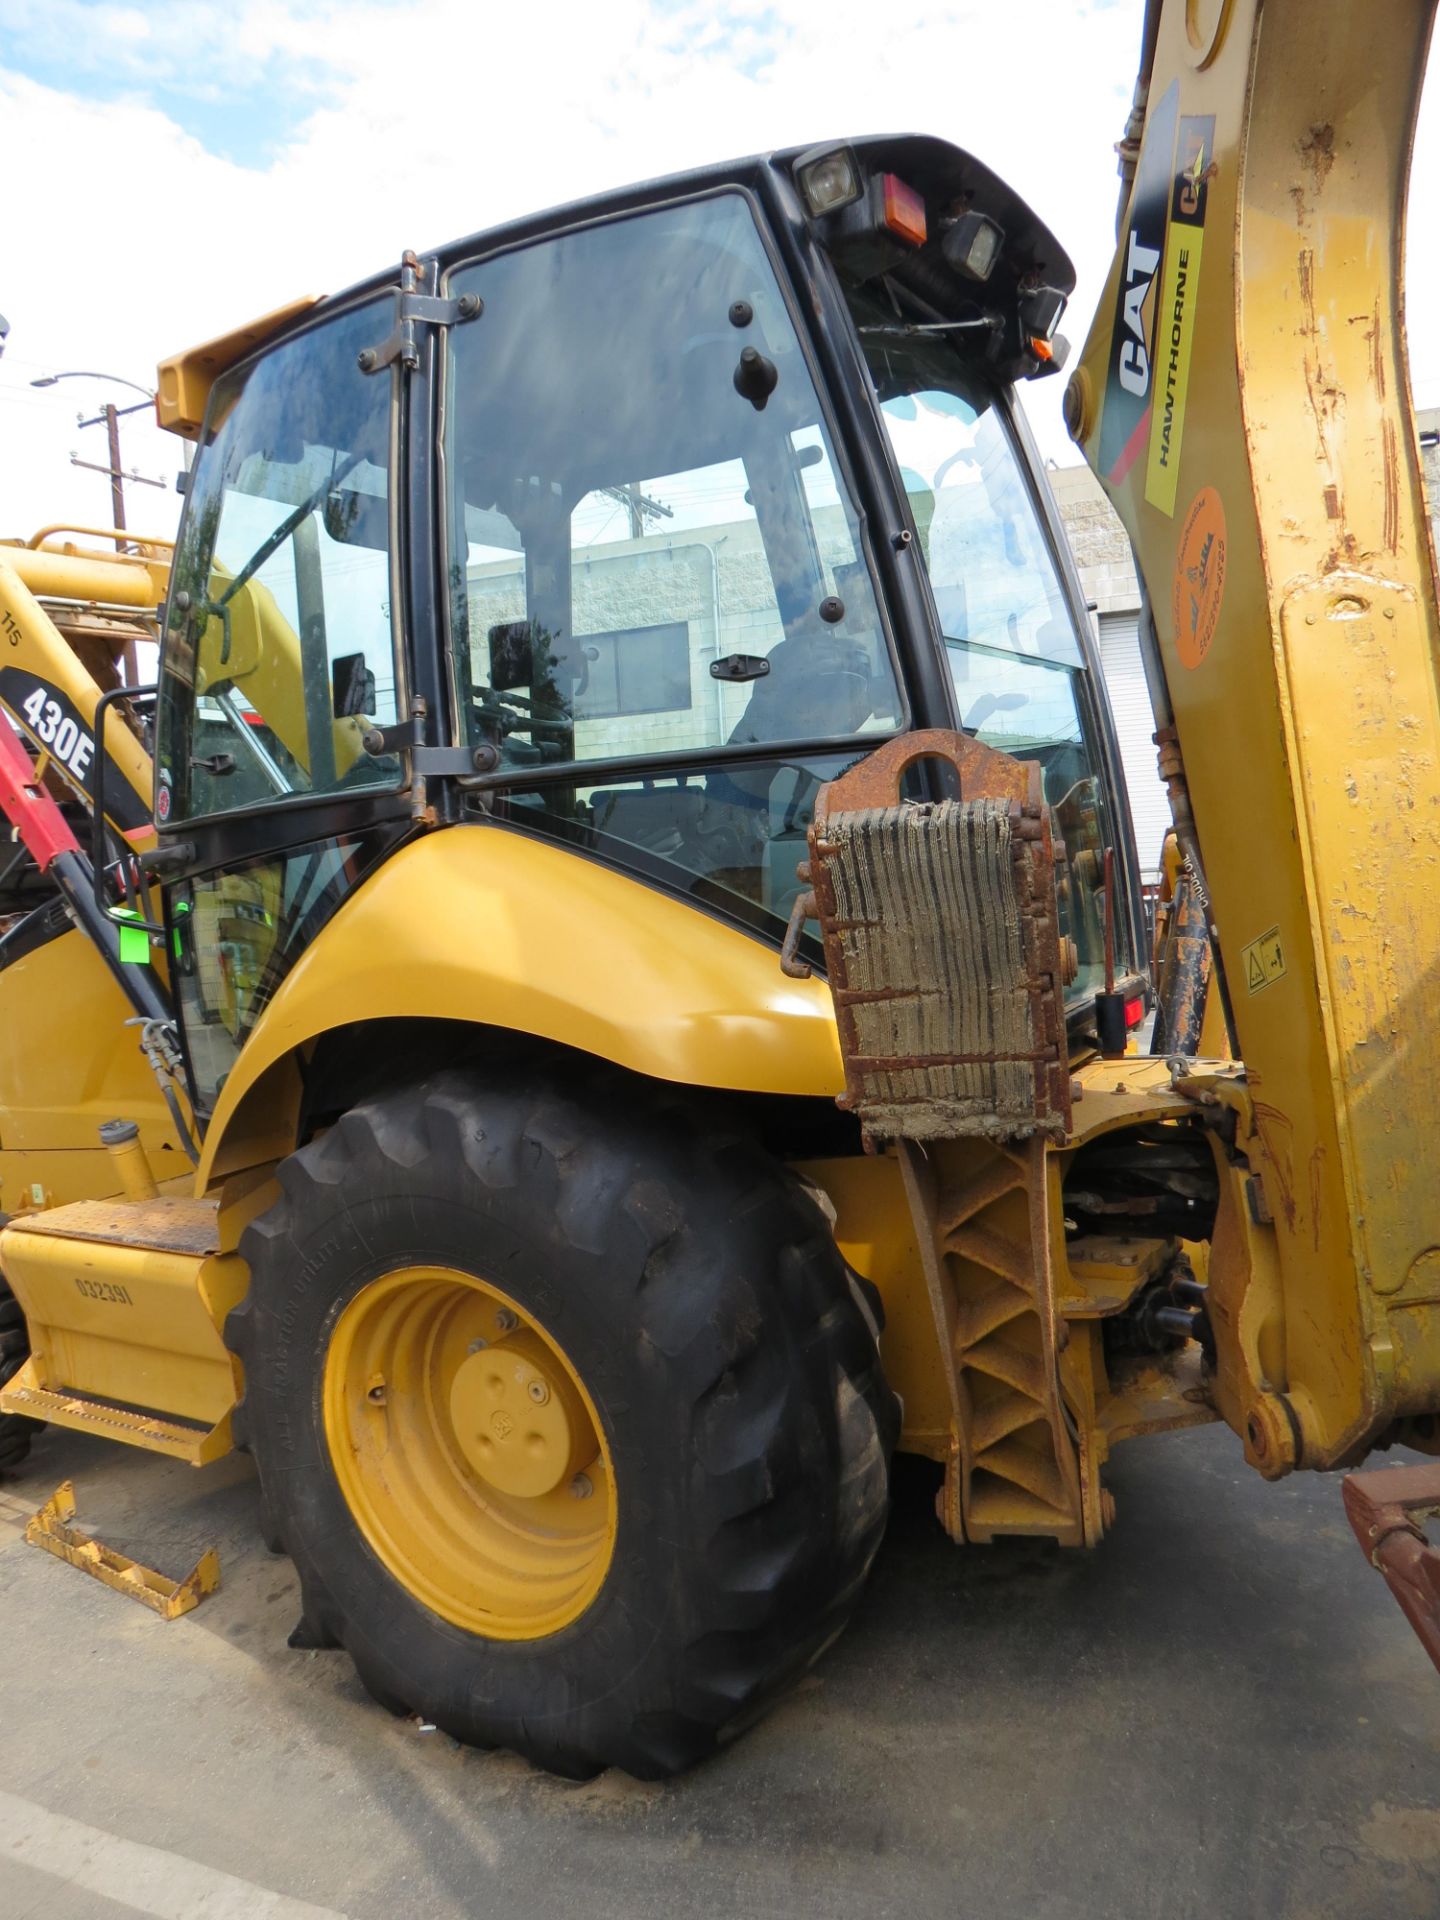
[527,1378,549,1405]
[467,1337,488,1354]
[570,1472,593,1500]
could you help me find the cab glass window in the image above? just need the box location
[444,194,903,778]
[158,299,401,824]
[850,296,1122,998]
[169,827,406,1112]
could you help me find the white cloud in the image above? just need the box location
[1,0,1436,551]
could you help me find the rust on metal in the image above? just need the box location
[802,729,1072,1143]
[4,1195,220,1256]
[1151,859,1212,1056]
[23,1480,221,1619]
[1342,1463,1440,1673]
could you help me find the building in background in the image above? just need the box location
[1049,461,1169,885]
[464,430,1440,898]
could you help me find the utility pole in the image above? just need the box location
[600,482,674,539]
[71,398,163,551]
[29,371,163,552]
[103,403,126,548]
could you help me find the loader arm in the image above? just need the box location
[0,528,364,843]
[0,540,161,843]
[1072,0,1440,1471]
[186,567,371,786]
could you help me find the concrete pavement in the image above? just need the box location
[1,1419,1437,1919]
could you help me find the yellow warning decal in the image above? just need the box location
[1241,926,1286,995]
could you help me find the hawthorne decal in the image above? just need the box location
[1145,114,1216,516]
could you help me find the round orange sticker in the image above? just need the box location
[1172,486,1227,669]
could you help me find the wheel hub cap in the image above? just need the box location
[450,1329,595,1498]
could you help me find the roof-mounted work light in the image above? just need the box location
[942,210,1005,282]
[795,145,864,217]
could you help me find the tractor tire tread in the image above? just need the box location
[228,1063,897,1778]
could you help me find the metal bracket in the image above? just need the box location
[24,1480,221,1620]
[359,251,482,374]
[360,711,495,779]
[415,746,493,776]
[360,715,421,757]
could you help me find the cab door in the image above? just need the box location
[154,296,415,1118]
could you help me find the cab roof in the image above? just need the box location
[155,134,1074,438]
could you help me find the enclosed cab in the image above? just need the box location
[150,134,1146,1128]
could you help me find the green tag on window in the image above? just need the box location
[118,922,151,965]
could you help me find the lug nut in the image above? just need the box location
[527,1378,549,1405]
[367,1382,386,1405]
[570,1472,593,1500]
[467,1337,488,1353]
[495,1308,518,1333]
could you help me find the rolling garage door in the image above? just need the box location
[1097,610,1172,884]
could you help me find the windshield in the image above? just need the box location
[850,295,1123,999]
[158,298,401,824]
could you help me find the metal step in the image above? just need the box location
[0,1362,228,1464]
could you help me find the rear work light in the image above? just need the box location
[943,209,1004,283]
[797,152,929,281]
[796,145,863,217]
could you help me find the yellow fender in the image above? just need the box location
[196,826,844,1186]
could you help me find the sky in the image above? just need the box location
[1,0,1437,545]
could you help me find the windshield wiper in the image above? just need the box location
[858,317,1001,338]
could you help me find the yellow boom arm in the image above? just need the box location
[0,540,164,841]
[1072,0,1440,1468]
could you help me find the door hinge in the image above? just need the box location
[358,250,482,374]
[361,709,496,778]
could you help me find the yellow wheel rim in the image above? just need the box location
[322,1266,616,1640]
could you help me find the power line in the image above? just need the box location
[0,386,80,413]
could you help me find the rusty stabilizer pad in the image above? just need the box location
[1342,1463,1440,1675]
[805,730,1071,1143]
[24,1480,221,1620]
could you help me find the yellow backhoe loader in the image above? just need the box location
[1,0,1436,1778]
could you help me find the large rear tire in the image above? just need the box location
[228,1064,897,1778]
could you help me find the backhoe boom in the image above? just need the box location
[1073,0,1440,1471]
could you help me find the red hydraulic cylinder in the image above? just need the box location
[0,714,81,870]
